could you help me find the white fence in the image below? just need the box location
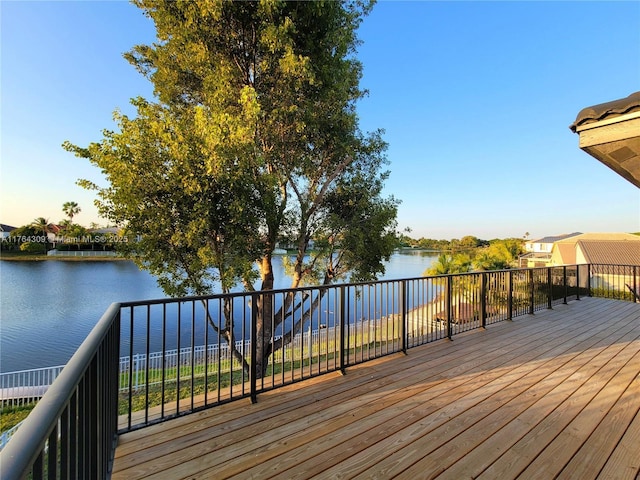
[121,339,251,391]
[47,249,118,257]
[0,326,341,402]
[0,366,65,452]
[0,365,65,407]
[0,421,24,451]
[118,326,341,391]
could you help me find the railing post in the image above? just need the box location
[480,273,487,328]
[507,270,513,321]
[250,293,258,404]
[634,266,638,303]
[339,286,346,375]
[547,267,552,309]
[127,306,134,430]
[89,356,98,477]
[446,276,453,340]
[134,354,139,391]
[563,266,568,305]
[108,311,121,473]
[400,281,407,354]
[587,264,592,297]
[529,269,535,315]
[576,265,581,300]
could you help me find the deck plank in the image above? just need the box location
[556,350,640,480]
[433,319,640,480]
[476,325,640,479]
[597,398,640,480]
[147,311,579,478]
[352,316,640,479]
[111,298,640,480]
[270,305,626,479]
[420,329,640,480]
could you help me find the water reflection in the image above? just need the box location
[0,252,436,371]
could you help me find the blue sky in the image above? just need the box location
[1,1,639,241]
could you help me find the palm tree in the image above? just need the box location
[424,254,454,277]
[424,253,471,277]
[62,201,81,223]
[473,251,509,271]
[59,219,72,231]
[30,217,53,252]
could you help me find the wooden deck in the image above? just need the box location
[112,297,640,479]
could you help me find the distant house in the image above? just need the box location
[550,232,640,266]
[0,224,16,239]
[47,224,63,243]
[550,233,640,291]
[524,233,582,254]
[519,232,582,267]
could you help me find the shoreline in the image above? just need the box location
[0,253,130,262]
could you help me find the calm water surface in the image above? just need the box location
[0,251,436,372]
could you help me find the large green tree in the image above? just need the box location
[64,0,398,376]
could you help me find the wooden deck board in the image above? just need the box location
[112,298,640,480]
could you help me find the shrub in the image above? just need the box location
[19,242,45,253]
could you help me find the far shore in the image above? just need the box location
[0,252,129,262]
[1,247,441,262]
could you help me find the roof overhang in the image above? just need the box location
[570,92,640,189]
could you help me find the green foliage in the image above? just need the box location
[422,237,525,276]
[590,287,635,302]
[0,404,35,431]
[425,253,472,276]
[67,99,262,297]
[473,238,524,270]
[19,242,45,253]
[60,223,88,238]
[30,217,52,233]
[9,225,41,238]
[458,235,484,248]
[2,225,39,251]
[65,1,395,375]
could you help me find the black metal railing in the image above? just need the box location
[1,263,637,478]
[0,303,121,480]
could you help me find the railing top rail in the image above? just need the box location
[0,302,121,479]
[116,264,599,309]
[410,263,594,280]
[117,276,424,308]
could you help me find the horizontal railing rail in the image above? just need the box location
[1,263,637,478]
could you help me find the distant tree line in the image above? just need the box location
[398,234,494,251]
[1,202,122,253]
[395,233,525,273]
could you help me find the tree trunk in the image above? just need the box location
[255,255,275,377]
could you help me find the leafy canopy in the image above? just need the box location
[64,1,398,375]
[65,0,397,296]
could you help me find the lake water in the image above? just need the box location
[0,251,437,372]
